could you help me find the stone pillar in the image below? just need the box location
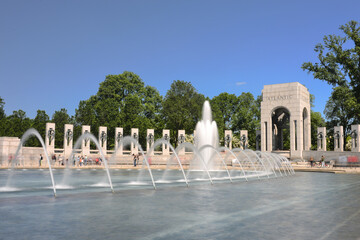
[82,125,91,156]
[115,127,123,155]
[261,119,271,152]
[351,125,360,152]
[317,127,326,151]
[131,128,139,155]
[178,130,186,155]
[162,129,170,155]
[45,123,55,157]
[239,130,248,150]
[256,130,261,151]
[98,126,107,155]
[334,126,344,152]
[63,124,73,161]
[290,115,304,159]
[304,110,311,151]
[146,129,155,156]
[224,130,232,149]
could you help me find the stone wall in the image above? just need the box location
[302,150,360,161]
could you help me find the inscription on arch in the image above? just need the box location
[265,95,292,101]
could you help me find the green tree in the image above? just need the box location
[75,71,162,149]
[307,94,326,150]
[162,80,205,145]
[4,110,31,138]
[302,20,360,115]
[310,111,326,150]
[323,86,359,149]
[231,92,261,149]
[0,97,5,120]
[210,93,238,140]
[52,108,71,148]
[0,97,6,136]
[26,110,49,147]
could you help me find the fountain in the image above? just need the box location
[194,101,219,170]
[0,100,296,197]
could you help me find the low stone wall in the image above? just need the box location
[302,150,360,161]
[0,145,197,167]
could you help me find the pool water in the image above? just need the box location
[0,170,359,240]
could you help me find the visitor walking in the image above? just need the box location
[309,157,314,167]
[39,154,43,167]
[321,155,325,168]
[59,155,63,166]
[52,154,56,165]
[133,154,137,167]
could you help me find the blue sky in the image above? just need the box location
[0,0,359,119]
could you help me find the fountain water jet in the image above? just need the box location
[69,132,114,193]
[150,139,189,187]
[198,144,232,183]
[111,136,157,189]
[5,128,57,197]
[195,101,219,169]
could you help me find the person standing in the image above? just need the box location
[321,155,325,168]
[39,154,43,167]
[133,154,137,167]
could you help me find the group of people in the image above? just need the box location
[38,154,67,167]
[309,155,326,168]
[51,154,66,166]
[73,155,103,166]
[47,154,103,167]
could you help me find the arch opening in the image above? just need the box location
[271,107,290,151]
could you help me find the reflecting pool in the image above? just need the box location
[1,170,360,240]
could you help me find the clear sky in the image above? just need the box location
[0,0,359,119]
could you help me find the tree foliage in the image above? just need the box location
[302,20,360,118]
[310,111,326,150]
[324,86,359,136]
[52,108,71,148]
[26,110,50,147]
[231,93,261,149]
[4,110,32,139]
[75,71,162,148]
[162,80,205,144]
[0,97,6,136]
[210,93,238,140]
[0,97,5,120]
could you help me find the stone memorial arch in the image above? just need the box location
[261,82,311,159]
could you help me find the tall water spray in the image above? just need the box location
[195,101,219,169]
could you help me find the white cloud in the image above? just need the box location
[236,82,246,86]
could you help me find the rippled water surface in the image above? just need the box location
[1,170,360,240]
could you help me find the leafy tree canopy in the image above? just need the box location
[302,20,360,105]
[75,71,162,148]
[324,86,359,136]
[0,97,5,120]
[52,108,71,148]
[162,80,205,143]
[5,110,31,139]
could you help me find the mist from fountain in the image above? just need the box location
[3,128,56,197]
[195,101,219,170]
[110,136,156,189]
[148,139,188,187]
[65,132,114,192]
